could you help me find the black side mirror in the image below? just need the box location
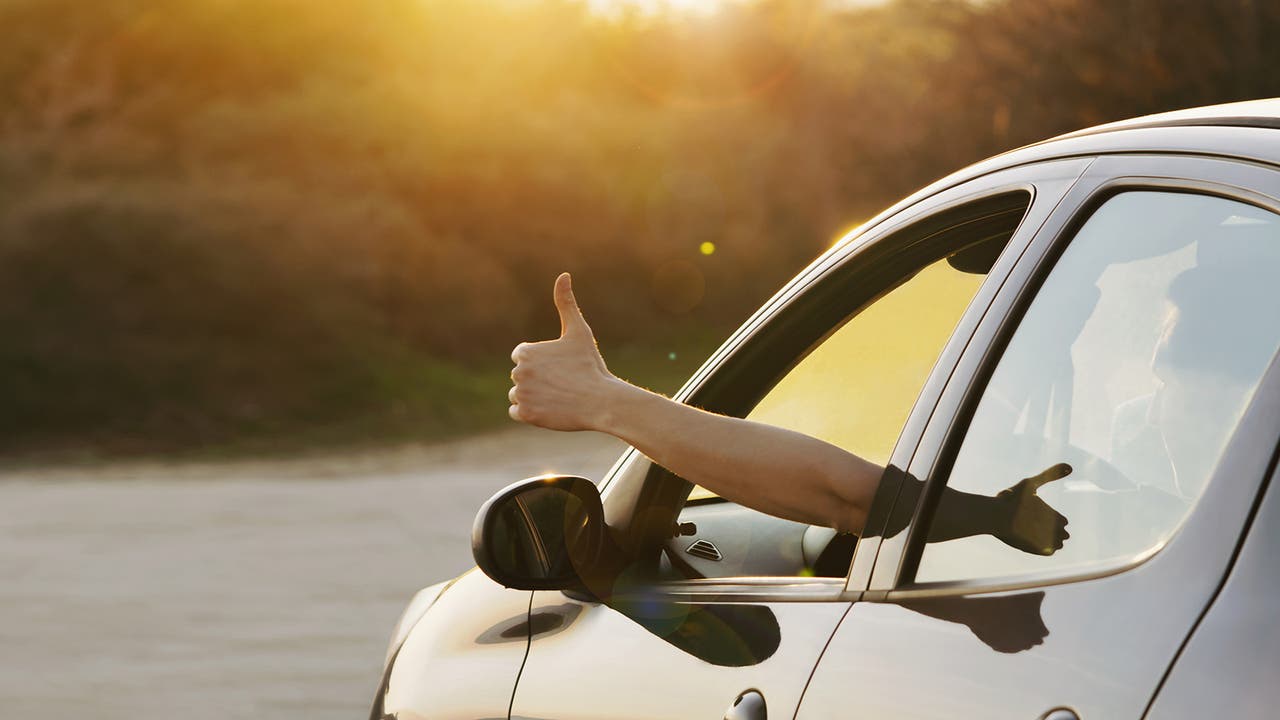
[471,475,606,591]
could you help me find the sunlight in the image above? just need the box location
[589,0,888,14]
[587,0,730,16]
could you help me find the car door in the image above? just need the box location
[507,159,1091,720]
[796,154,1280,719]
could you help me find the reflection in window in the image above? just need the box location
[917,192,1280,584]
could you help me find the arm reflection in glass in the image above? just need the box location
[880,464,1073,555]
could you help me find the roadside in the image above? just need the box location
[0,426,626,720]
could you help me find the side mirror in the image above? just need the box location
[471,475,606,591]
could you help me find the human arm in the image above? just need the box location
[882,464,1072,555]
[509,273,1070,551]
[595,384,883,534]
[507,273,881,533]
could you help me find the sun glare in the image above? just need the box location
[588,0,885,15]
[588,0,730,16]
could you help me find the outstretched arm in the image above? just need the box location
[510,273,1071,553]
[508,273,881,533]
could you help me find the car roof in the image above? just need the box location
[845,98,1280,250]
[1048,97,1280,140]
[967,97,1280,184]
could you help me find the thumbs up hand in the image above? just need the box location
[509,273,621,432]
[992,463,1072,556]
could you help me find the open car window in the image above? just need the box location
[670,191,1033,580]
[684,253,992,505]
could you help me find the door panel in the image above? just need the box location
[799,558,1227,718]
[798,155,1280,719]
[510,589,849,720]
[1144,460,1280,719]
[799,416,1280,720]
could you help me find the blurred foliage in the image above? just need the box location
[1,0,1277,459]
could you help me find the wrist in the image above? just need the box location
[984,492,1015,542]
[933,487,1004,543]
[589,376,647,436]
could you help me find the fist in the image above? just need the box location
[508,273,618,431]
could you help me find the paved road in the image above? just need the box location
[0,428,625,720]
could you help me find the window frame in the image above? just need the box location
[594,158,1094,599]
[874,154,1280,599]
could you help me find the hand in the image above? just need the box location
[992,462,1072,556]
[508,273,620,431]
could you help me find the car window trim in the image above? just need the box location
[602,186,1040,550]
[602,160,1095,601]
[846,160,1094,596]
[683,191,1035,418]
[635,577,850,604]
[872,159,1280,599]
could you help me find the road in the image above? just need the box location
[0,427,625,720]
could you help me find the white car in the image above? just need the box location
[374,98,1280,720]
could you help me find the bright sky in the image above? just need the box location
[588,0,890,17]
[587,0,886,16]
[586,0,736,15]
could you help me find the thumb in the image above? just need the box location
[1024,462,1073,493]
[553,272,592,339]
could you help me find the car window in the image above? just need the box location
[915,191,1280,585]
[685,258,991,504]
[673,192,1031,579]
[746,257,985,462]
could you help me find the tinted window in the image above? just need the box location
[916,191,1280,585]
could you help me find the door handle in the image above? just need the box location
[1040,708,1079,720]
[724,689,766,720]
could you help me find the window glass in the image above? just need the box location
[916,192,1280,585]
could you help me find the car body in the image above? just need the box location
[371,99,1280,720]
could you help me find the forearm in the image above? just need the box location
[881,479,1002,541]
[593,379,881,533]
[877,469,1068,558]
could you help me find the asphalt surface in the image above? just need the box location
[0,427,625,720]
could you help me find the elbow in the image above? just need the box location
[827,495,869,535]
[817,453,880,534]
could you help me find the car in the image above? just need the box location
[370,98,1280,720]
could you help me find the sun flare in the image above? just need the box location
[587,0,730,16]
